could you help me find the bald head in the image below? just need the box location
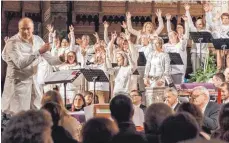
[18,17,34,41]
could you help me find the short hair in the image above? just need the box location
[18,17,34,28]
[160,112,199,143]
[220,82,229,91]
[110,94,134,123]
[82,117,118,143]
[214,73,226,82]
[130,90,142,97]
[177,102,203,127]
[144,103,173,134]
[221,13,229,19]
[83,91,93,97]
[164,87,178,97]
[2,110,52,143]
[192,86,210,99]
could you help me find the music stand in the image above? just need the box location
[44,70,81,107]
[190,32,213,68]
[80,69,109,104]
[169,53,184,65]
[137,52,147,66]
[212,38,229,69]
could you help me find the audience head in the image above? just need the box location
[221,13,229,25]
[82,117,118,143]
[18,17,34,41]
[142,22,154,33]
[72,93,86,111]
[191,86,210,108]
[213,73,225,88]
[110,94,134,123]
[160,112,199,143]
[116,52,128,67]
[218,103,229,142]
[83,91,94,106]
[224,68,229,82]
[110,133,147,143]
[41,102,61,126]
[42,90,65,109]
[177,102,203,127]
[144,103,173,134]
[82,35,90,45]
[220,82,229,102]
[153,37,164,51]
[66,51,77,64]
[164,87,179,108]
[2,110,53,143]
[130,90,143,106]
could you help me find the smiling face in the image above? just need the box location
[82,35,90,45]
[168,31,178,44]
[195,19,204,30]
[18,18,34,41]
[116,53,124,66]
[67,52,76,64]
[143,22,154,34]
[61,39,69,48]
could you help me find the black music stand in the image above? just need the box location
[137,52,147,66]
[190,32,213,68]
[212,38,229,69]
[44,70,81,107]
[169,53,184,65]
[80,69,109,104]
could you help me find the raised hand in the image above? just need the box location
[126,12,131,19]
[46,24,53,33]
[52,30,56,38]
[103,21,109,28]
[203,3,209,12]
[125,31,131,41]
[121,21,127,29]
[181,15,188,21]
[155,9,162,17]
[93,32,99,39]
[184,3,190,11]
[166,13,172,20]
[214,11,222,20]
[69,25,74,32]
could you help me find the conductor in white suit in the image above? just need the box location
[1,17,63,115]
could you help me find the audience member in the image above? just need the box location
[41,102,78,143]
[130,90,146,113]
[212,73,225,88]
[83,91,94,106]
[164,87,180,111]
[177,102,210,140]
[2,110,53,143]
[41,90,81,140]
[71,93,86,111]
[82,118,118,143]
[212,103,229,142]
[191,86,220,134]
[220,82,229,103]
[110,94,135,133]
[160,112,199,143]
[144,103,173,143]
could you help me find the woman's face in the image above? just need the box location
[195,19,204,30]
[84,95,93,105]
[141,36,149,46]
[176,25,184,35]
[122,41,129,52]
[67,52,76,64]
[116,53,124,66]
[61,39,69,48]
[168,32,178,44]
[153,39,162,51]
[117,37,124,46]
[145,23,153,33]
[82,36,89,45]
[95,52,105,64]
[73,96,84,109]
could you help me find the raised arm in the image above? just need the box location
[179,16,189,51]
[155,9,164,35]
[166,13,172,33]
[93,32,100,44]
[127,51,137,73]
[69,25,76,50]
[184,4,197,32]
[125,31,139,64]
[163,53,171,77]
[107,31,117,63]
[126,12,141,36]
[103,21,110,44]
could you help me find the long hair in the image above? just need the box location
[71,93,86,111]
[116,51,129,67]
[142,22,155,34]
[66,51,77,64]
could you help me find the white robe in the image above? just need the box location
[1,34,62,114]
